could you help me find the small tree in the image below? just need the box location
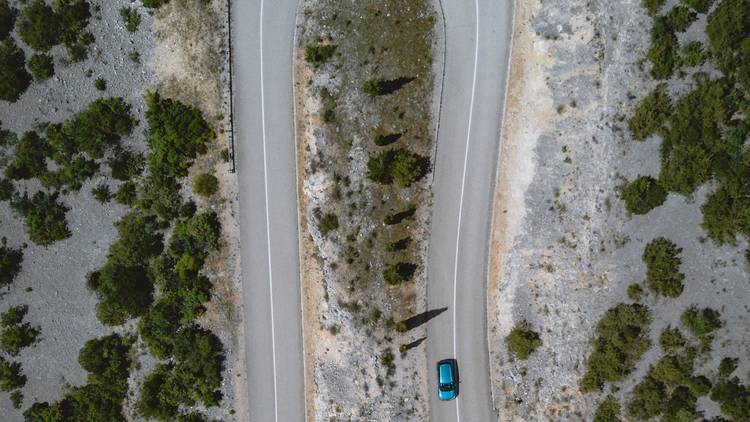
[27,53,55,81]
[629,84,671,141]
[92,183,111,203]
[0,356,26,392]
[620,176,667,215]
[643,237,684,298]
[318,212,339,237]
[383,262,417,285]
[10,190,71,246]
[1,305,40,356]
[0,39,32,102]
[0,240,23,288]
[594,395,621,422]
[94,78,106,91]
[119,7,140,32]
[0,0,15,38]
[17,0,60,52]
[193,173,219,197]
[304,44,336,66]
[506,321,541,360]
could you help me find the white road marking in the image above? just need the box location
[259,0,280,420]
[451,0,480,420]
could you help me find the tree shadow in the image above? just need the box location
[401,307,448,331]
[402,336,427,351]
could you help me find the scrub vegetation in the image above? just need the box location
[506,321,542,360]
[298,0,436,418]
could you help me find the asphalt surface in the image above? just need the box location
[425,0,514,421]
[232,1,305,421]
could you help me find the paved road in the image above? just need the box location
[426,0,514,421]
[232,1,305,421]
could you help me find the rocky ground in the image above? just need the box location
[0,0,244,420]
[295,0,441,419]
[489,0,750,419]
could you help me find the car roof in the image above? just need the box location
[438,362,454,384]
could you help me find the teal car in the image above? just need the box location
[437,359,459,401]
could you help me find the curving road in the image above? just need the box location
[232,0,513,420]
[232,0,305,421]
[425,0,514,421]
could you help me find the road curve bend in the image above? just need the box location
[232,1,305,421]
[426,0,515,421]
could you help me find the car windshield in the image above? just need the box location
[439,383,453,391]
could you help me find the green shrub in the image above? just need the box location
[38,155,99,192]
[107,212,164,267]
[0,356,25,392]
[628,84,671,141]
[17,0,60,52]
[707,0,750,72]
[194,173,219,197]
[0,39,32,103]
[362,76,414,96]
[647,17,679,79]
[680,41,707,67]
[119,7,140,32]
[168,325,225,406]
[1,305,40,356]
[87,262,153,325]
[92,183,111,203]
[27,53,54,81]
[54,0,94,61]
[10,190,71,246]
[594,395,621,422]
[680,0,715,13]
[94,77,106,91]
[506,321,541,360]
[0,240,23,288]
[137,363,177,419]
[318,212,339,237]
[580,303,652,392]
[659,326,688,353]
[700,185,750,244]
[0,178,13,201]
[643,237,684,298]
[114,180,138,206]
[368,149,429,187]
[719,357,738,379]
[383,262,417,285]
[145,92,214,180]
[642,0,666,15]
[140,174,184,222]
[666,6,697,32]
[305,44,336,66]
[78,333,133,395]
[627,375,666,419]
[138,298,181,359]
[620,176,667,215]
[10,390,22,409]
[710,377,750,421]
[50,97,136,159]
[680,306,722,338]
[0,0,15,38]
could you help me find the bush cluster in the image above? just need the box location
[680,306,722,352]
[580,303,652,392]
[626,325,711,420]
[593,395,621,422]
[368,148,429,187]
[17,0,94,61]
[647,16,679,78]
[0,0,14,38]
[108,148,145,181]
[619,176,667,215]
[628,84,672,141]
[643,237,685,297]
[318,212,339,237]
[119,7,141,33]
[25,333,133,422]
[505,321,541,360]
[26,53,54,82]
[0,39,32,102]
[383,262,417,285]
[10,190,71,246]
[305,44,336,66]
[0,239,23,288]
[194,173,219,197]
[0,356,25,392]
[1,305,40,356]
